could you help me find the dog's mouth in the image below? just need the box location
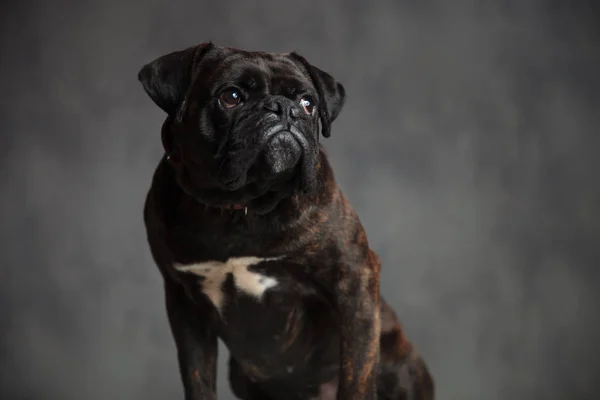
[216,126,310,192]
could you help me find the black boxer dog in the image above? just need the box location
[138,42,434,400]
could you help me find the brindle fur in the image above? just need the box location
[140,43,434,400]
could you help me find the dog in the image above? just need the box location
[138,42,434,400]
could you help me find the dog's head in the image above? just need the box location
[138,42,345,214]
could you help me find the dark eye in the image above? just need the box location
[300,97,314,115]
[219,88,242,109]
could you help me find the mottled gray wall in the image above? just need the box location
[1,1,599,399]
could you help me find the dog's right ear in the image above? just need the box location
[138,42,214,119]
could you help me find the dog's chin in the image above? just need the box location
[262,130,303,176]
[217,129,303,191]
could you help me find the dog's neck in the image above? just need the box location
[221,203,246,211]
[198,198,297,216]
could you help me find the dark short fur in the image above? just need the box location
[138,42,434,400]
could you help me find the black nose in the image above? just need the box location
[264,96,301,120]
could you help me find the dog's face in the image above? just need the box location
[138,43,345,213]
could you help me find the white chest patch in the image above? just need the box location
[174,256,282,312]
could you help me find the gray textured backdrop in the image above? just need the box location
[1,1,599,399]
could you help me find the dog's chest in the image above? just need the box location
[174,256,282,312]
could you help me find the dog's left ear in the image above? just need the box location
[287,52,346,138]
[138,42,215,121]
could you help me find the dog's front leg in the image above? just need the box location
[335,256,381,400]
[165,281,218,400]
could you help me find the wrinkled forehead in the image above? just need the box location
[204,50,314,95]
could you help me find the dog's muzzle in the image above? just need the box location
[217,96,316,192]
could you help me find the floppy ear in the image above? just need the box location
[288,52,346,138]
[137,42,214,120]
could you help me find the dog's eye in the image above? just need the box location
[219,89,242,109]
[300,97,314,115]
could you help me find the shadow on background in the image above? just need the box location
[1,1,599,399]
